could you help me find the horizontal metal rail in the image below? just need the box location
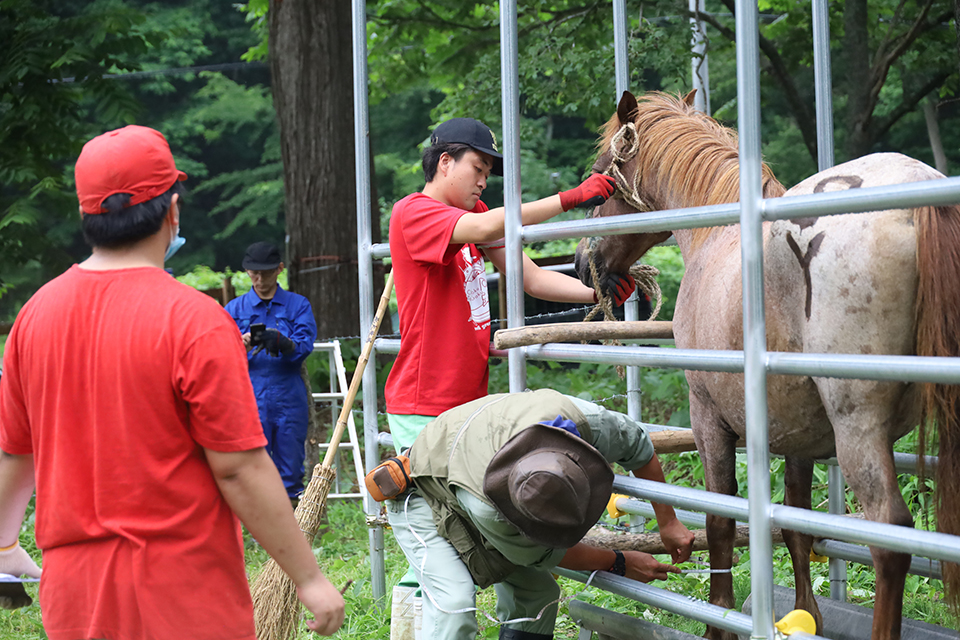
[523,176,960,244]
[556,568,826,639]
[612,497,943,580]
[523,343,960,385]
[613,476,960,565]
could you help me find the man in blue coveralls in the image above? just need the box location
[225,241,317,503]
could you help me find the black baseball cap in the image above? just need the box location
[242,241,282,270]
[430,118,504,176]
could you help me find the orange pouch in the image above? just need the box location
[364,455,412,502]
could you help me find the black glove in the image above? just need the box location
[260,328,296,357]
[594,273,636,307]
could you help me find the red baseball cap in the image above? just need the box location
[76,125,188,215]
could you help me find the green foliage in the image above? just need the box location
[0,0,159,314]
[175,264,286,297]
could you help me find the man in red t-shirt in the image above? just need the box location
[384,117,636,629]
[0,126,344,639]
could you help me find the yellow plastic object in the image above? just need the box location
[809,550,829,562]
[606,494,627,519]
[775,609,817,636]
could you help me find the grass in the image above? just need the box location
[1,358,955,637]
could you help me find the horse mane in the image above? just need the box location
[598,91,786,248]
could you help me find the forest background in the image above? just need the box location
[1,0,959,637]
[1,0,958,333]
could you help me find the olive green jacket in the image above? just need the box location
[407,389,654,587]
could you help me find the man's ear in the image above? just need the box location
[168,193,180,226]
[277,262,285,274]
[437,152,454,177]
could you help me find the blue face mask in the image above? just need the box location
[164,226,186,262]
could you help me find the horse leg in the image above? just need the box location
[832,426,913,640]
[692,401,739,640]
[782,457,823,634]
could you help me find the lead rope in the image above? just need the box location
[582,121,661,378]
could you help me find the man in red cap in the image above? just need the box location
[0,126,344,637]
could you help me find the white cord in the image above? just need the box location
[402,492,602,626]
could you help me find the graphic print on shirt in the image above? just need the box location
[460,245,491,330]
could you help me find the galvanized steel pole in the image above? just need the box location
[812,0,846,602]
[689,0,711,113]
[612,0,641,421]
[613,0,629,100]
[500,0,526,393]
[351,0,386,603]
[735,0,775,635]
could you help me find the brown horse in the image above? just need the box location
[574,90,960,640]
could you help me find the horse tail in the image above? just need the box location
[915,202,960,612]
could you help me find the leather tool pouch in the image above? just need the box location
[364,455,412,502]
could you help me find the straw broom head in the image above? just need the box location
[249,271,394,639]
[251,463,336,640]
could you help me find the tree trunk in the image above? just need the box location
[269,0,379,339]
[922,96,949,175]
[842,0,873,158]
[955,0,960,79]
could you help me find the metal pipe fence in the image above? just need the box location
[351,0,960,634]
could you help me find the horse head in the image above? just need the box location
[574,90,694,289]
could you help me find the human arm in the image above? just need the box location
[205,447,344,635]
[558,542,680,582]
[0,451,41,580]
[483,248,596,303]
[450,174,617,244]
[631,455,695,564]
[267,296,317,362]
[570,397,694,564]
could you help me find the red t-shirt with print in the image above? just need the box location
[386,192,493,416]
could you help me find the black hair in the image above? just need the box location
[81,182,185,249]
[422,142,474,183]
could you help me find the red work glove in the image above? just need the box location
[592,273,636,306]
[559,174,617,211]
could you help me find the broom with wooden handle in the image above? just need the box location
[251,271,394,640]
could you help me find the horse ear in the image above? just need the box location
[617,91,639,125]
[682,89,697,106]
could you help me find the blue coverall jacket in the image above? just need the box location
[225,286,317,497]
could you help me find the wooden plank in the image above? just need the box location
[493,321,674,349]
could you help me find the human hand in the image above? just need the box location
[0,542,41,579]
[260,329,295,357]
[241,332,252,351]
[658,518,695,564]
[598,273,636,306]
[559,174,617,211]
[622,550,681,583]
[297,574,346,636]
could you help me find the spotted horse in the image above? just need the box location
[575,89,960,640]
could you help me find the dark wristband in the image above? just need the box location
[607,549,626,576]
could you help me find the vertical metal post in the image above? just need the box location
[689,0,711,113]
[625,294,642,420]
[812,0,846,603]
[812,0,835,172]
[735,0,774,637]
[613,0,629,100]
[352,0,386,604]
[612,0,640,421]
[500,0,526,393]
